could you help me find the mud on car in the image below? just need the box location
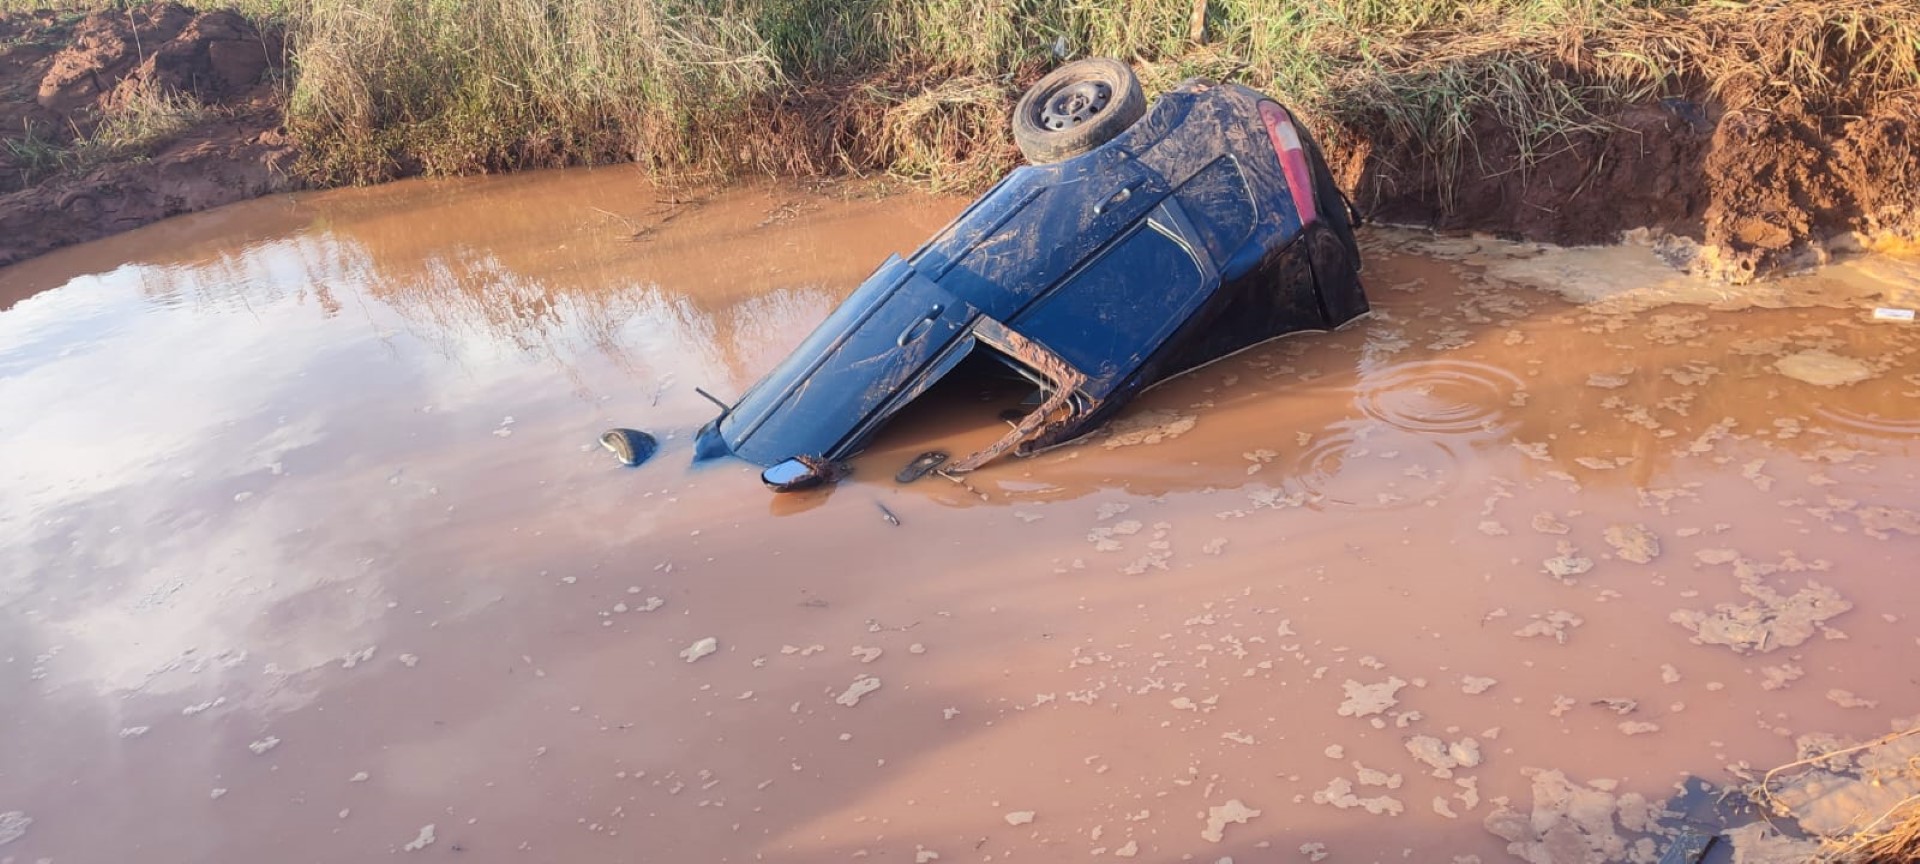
[688,59,1369,490]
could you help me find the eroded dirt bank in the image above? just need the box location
[1,173,1917,863]
[0,4,295,267]
[1337,96,1920,283]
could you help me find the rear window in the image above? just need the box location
[1173,157,1256,265]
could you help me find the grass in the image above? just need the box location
[4,119,71,186]
[72,75,210,164]
[276,0,1920,192]
[2,70,208,190]
[4,0,1919,202]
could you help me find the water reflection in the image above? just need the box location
[0,172,963,715]
[1,171,1917,864]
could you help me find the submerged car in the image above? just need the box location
[693,58,1368,490]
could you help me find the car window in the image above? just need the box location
[1012,214,1206,384]
[1174,156,1256,266]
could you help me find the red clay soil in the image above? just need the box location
[1336,94,1920,280]
[0,3,295,267]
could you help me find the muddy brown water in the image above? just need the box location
[1,169,1917,863]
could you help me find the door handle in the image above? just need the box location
[897,304,944,346]
[1093,178,1147,215]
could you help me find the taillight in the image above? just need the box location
[1258,101,1318,225]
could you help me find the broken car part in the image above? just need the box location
[895,451,950,484]
[760,455,847,492]
[599,428,658,467]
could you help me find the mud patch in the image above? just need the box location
[0,3,294,267]
[1757,727,1920,838]
[1774,351,1876,387]
[1482,769,1670,864]
[1669,581,1853,654]
[1099,409,1197,449]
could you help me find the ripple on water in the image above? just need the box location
[1284,425,1462,511]
[1356,359,1526,435]
[1810,402,1920,440]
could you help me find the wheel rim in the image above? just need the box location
[1038,80,1112,131]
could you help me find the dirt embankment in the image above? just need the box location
[1340,96,1920,281]
[0,4,295,267]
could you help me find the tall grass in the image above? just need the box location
[274,0,1920,187]
[7,0,1919,194]
[286,0,783,180]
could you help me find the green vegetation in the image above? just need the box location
[73,75,210,163]
[4,76,207,187]
[4,0,1918,196]
[278,0,1920,190]
[4,119,70,185]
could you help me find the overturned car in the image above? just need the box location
[693,59,1369,490]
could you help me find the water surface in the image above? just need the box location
[1,168,1917,863]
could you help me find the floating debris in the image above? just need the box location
[835,676,882,707]
[1201,799,1260,842]
[1337,677,1408,719]
[1101,410,1197,448]
[1004,810,1036,826]
[1406,735,1483,778]
[1544,542,1595,580]
[1826,689,1878,709]
[401,824,436,852]
[1311,778,1403,816]
[1775,350,1874,387]
[680,637,719,663]
[1483,768,1668,864]
[1603,524,1661,564]
[1669,581,1852,654]
[1514,610,1585,644]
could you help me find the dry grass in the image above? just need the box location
[5,0,1918,198]
[275,0,1920,196]
[1752,725,1920,864]
[285,0,783,182]
[865,73,1018,191]
[74,76,210,164]
[3,75,207,187]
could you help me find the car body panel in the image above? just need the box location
[694,79,1368,477]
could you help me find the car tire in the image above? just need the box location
[1012,58,1146,165]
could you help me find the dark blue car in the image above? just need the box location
[691,59,1369,490]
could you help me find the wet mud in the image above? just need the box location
[0,4,294,268]
[1342,96,1920,284]
[1,172,1918,863]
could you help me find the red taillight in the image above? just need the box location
[1258,101,1318,225]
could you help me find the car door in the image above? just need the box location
[1007,199,1215,394]
[717,256,980,465]
[913,149,1173,319]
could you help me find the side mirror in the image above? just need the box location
[599,428,658,467]
[761,455,845,493]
